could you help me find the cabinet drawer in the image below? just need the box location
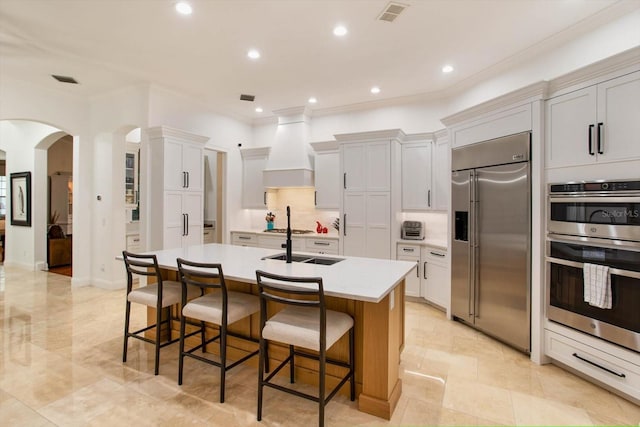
[545,329,640,400]
[203,228,215,244]
[397,244,420,256]
[424,248,447,265]
[126,234,141,251]
[305,238,338,254]
[231,232,257,246]
[257,235,304,251]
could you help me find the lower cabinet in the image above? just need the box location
[421,247,448,309]
[230,231,339,254]
[397,244,421,297]
[257,235,305,251]
[230,232,257,247]
[163,191,203,249]
[203,227,215,244]
[305,238,339,255]
[545,328,640,401]
[126,234,141,252]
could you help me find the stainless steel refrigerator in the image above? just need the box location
[451,132,531,353]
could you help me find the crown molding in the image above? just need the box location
[145,125,209,144]
[334,128,406,143]
[309,140,340,152]
[239,146,271,158]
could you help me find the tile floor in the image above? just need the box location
[1,265,639,426]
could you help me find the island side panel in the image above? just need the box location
[358,279,404,419]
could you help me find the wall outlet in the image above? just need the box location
[100,263,105,272]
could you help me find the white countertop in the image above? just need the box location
[141,243,415,303]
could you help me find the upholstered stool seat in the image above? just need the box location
[122,251,200,375]
[177,258,261,403]
[255,270,355,427]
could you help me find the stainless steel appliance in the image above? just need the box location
[401,221,424,240]
[451,132,531,353]
[546,180,640,352]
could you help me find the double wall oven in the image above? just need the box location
[547,180,640,353]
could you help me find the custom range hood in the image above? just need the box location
[263,107,314,188]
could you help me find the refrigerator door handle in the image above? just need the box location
[473,171,480,319]
[469,170,475,317]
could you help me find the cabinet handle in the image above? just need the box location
[343,172,347,189]
[182,214,186,236]
[133,238,140,243]
[314,190,317,206]
[572,353,625,378]
[430,251,445,257]
[597,122,604,155]
[416,260,419,278]
[238,236,251,240]
[263,191,266,205]
[185,213,189,235]
[402,247,415,253]
[588,124,595,155]
[343,214,347,237]
[423,261,427,279]
[186,171,190,188]
[428,189,431,207]
[313,241,330,246]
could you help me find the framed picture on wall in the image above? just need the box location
[10,171,31,227]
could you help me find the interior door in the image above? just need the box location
[474,162,530,352]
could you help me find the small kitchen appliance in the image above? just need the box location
[401,221,424,240]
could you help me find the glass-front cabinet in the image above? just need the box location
[125,150,138,207]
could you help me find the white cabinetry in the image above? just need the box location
[433,130,450,211]
[147,126,208,250]
[310,141,340,209]
[203,227,215,244]
[338,130,400,260]
[240,147,270,209]
[397,244,421,297]
[231,232,258,247]
[401,140,433,210]
[305,237,339,255]
[126,234,141,252]
[257,234,304,251]
[546,71,640,168]
[125,146,139,207]
[421,247,448,309]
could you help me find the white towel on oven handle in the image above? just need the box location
[583,263,612,309]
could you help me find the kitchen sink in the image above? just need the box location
[261,253,344,266]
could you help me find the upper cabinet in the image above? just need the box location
[546,70,640,168]
[401,139,432,210]
[310,141,340,210]
[240,147,270,209]
[163,138,204,192]
[125,144,139,208]
[343,141,391,192]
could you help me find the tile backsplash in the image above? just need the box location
[247,188,339,233]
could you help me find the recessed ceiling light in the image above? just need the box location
[333,25,348,37]
[370,86,381,94]
[175,2,192,15]
[442,64,454,73]
[308,97,317,104]
[255,107,263,113]
[247,49,261,60]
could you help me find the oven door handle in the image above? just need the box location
[549,196,640,203]
[547,256,640,280]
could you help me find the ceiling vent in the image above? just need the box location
[51,74,78,84]
[240,94,255,102]
[377,2,407,22]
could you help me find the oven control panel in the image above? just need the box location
[550,180,640,193]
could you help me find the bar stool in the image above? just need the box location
[177,258,261,403]
[255,270,355,427]
[122,251,200,375]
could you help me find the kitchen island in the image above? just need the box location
[143,243,415,419]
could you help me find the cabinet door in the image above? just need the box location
[422,248,449,309]
[125,151,138,207]
[366,141,391,192]
[314,151,340,209]
[397,244,420,297]
[182,143,203,192]
[546,86,597,168]
[433,137,449,211]
[342,192,366,256]
[182,192,203,247]
[365,192,390,259]
[242,155,267,208]
[401,142,432,210]
[342,144,366,192]
[164,140,185,191]
[597,71,640,163]
[163,191,184,249]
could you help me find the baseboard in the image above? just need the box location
[91,278,126,290]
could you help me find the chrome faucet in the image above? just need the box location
[281,206,292,263]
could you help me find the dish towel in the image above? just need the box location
[583,263,612,309]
